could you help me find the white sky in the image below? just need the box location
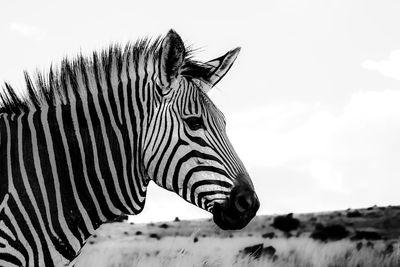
[1,0,399,223]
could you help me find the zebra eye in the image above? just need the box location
[184,116,204,131]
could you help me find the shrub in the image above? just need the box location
[351,231,382,241]
[159,223,169,229]
[149,233,160,240]
[311,224,349,241]
[262,232,276,239]
[347,210,362,218]
[241,243,264,259]
[272,213,300,233]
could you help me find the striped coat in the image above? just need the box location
[0,30,259,266]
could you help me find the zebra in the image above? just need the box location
[0,29,260,267]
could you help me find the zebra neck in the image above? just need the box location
[0,101,149,261]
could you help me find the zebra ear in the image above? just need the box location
[203,47,241,90]
[159,29,186,88]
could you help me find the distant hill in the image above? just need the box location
[94,205,400,241]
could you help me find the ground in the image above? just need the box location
[75,205,400,267]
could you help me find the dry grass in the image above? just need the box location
[75,235,400,267]
[75,206,400,266]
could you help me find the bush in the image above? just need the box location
[262,232,276,239]
[149,233,160,240]
[271,213,300,233]
[351,231,382,241]
[311,224,349,241]
[241,243,264,259]
[159,223,169,229]
[347,210,362,218]
[239,243,277,260]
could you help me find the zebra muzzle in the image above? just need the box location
[212,185,259,230]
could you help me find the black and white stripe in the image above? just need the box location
[0,30,251,266]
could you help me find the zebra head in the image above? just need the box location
[144,30,259,230]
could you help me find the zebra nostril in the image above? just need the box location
[213,189,260,230]
[235,192,255,213]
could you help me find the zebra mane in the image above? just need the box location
[0,36,212,115]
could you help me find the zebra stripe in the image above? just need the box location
[55,104,93,239]
[0,30,256,266]
[75,66,121,216]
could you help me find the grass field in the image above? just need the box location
[75,205,400,267]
